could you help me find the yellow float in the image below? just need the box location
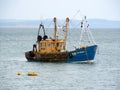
[81,45,86,49]
[17,71,21,75]
[27,72,38,76]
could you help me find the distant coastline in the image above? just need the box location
[0,19,120,28]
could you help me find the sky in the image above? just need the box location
[0,0,120,20]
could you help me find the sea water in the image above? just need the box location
[0,28,120,90]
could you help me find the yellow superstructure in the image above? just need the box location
[36,17,69,54]
[38,39,64,53]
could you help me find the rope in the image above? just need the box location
[46,20,53,31]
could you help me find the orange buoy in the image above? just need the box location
[81,46,86,49]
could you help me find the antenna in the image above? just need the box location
[40,16,43,24]
[70,10,84,20]
[69,10,85,28]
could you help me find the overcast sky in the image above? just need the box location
[0,0,120,20]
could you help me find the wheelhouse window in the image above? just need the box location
[44,42,46,47]
[52,43,54,48]
[40,43,42,47]
[48,43,50,47]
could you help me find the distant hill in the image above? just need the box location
[0,19,120,28]
[88,19,120,28]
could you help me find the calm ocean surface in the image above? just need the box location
[0,28,120,90]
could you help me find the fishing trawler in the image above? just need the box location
[25,16,98,63]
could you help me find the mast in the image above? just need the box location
[54,17,57,40]
[63,17,69,50]
[53,17,58,52]
[80,16,96,47]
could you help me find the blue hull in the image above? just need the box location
[67,45,98,62]
[25,45,97,63]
